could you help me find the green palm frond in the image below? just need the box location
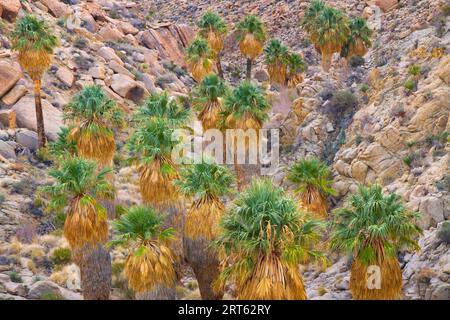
[301,0,326,33]
[263,39,289,66]
[127,118,180,165]
[286,53,307,74]
[198,11,227,36]
[186,37,212,63]
[64,85,124,130]
[216,178,325,264]
[341,17,373,58]
[40,157,114,211]
[330,185,423,266]
[288,159,336,197]
[174,161,234,199]
[11,15,59,53]
[314,7,350,48]
[190,74,228,111]
[48,126,77,159]
[109,206,175,247]
[134,92,191,126]
[222,81,270,125]
[236,15,267,43]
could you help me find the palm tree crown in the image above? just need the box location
[135,92,191,127]
[330,185,422,266]
[301,0,326,37]
[191,74,228,106]
[186,37,212,62]
[264,39,289,65]
[222,81,270,128]
[110,206,176,293]
[198,12,227,54]
[11,15,58,79]
[48,126,77,159]
[288,159,336,198]
[127,118,179,166]
[286,53,307,75]
[314,7,350,52]
[341,17,373,58]
[175,162,234,199]
[215,179,325,299]
[236,15,267,44]
[64,85,123,130]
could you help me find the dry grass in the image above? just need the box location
[18,49,52,80]
[198,100,223,131]
[299,186,328,219]
[268,62,287,86]
[190,59,214,82]
[206,31,224,56]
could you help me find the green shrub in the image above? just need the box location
[349,56,365,68]
[404,79,415,91]
[408,64,421,77]
[50,247,72,266]
[73,36,88,49]
[40,292,65,300]
[360,83,370,93]
[8,271,22,283]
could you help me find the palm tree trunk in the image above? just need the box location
[246,58,252,81]
[76,244,112,300]
[33,79,46,148]
[217,54,224,79]
[184,237,223,300]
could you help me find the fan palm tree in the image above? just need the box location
[236,15,267,80]
[41,157,114,299]
[48,126,78,161]
[264,39,289,86]
[174,162,234,299]
[330,185,422,300]
[215,179,326,300]
[134,91,191,127]
[304,5,350,71]
[287,159,336,219]
[286,53,307,88]
[64,85,123,168]
[11,15,59,148]
[301,0,326,48]
[222,81,270,189]
[198,11,227,78]
[191,74,228,131]
[127,118,182,209]
[186,37,214,82]
[341,17,373,61]
[110,206,176,299]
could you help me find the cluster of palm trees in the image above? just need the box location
[302,0,373,71]
[11,9,422,301]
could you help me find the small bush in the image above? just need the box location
[11,179,35,195]
[8,271,22,283]
[408,64,421,77]
[56,18,66,28]
[50,248,72,266]
[437,221,450,244]
[355,135,363,145]
[349,56,365,68]
[108,9,120,19]
[404,79,415,91]
[155,74,176,88]
[328,90,357,114]
[435,174,450,192]
[360,83,370,93]
[73,36,88,49]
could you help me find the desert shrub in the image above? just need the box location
[437,221,450,244]
[360,83,369,93]
[8,270,22,283]
[74,55,95,71]
[56,18,66,28]
[155,74,176,88]
[50,248,72,266]
[73,36,88,49]
[404,79,416,91]
[328,90,357,114]
[108,9,120,19]
[349,56,365,68]
[163,61,187,77]
[408,64,421,77]
[425,131,449,149]
[403,152,421,168]
[317,287,328,296]
[435,174,450,192]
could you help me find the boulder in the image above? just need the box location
[254,69,269,82]
[419,196,445,229]
[0,140,15,160]
[16,128,38,151]
[139,23,195,67]
[97,47,123,65]
[0,0,21,22]
[12,96,63,141]
[118,21,139,35]
[110,74,147,104]
[80,12,98,33]
[26,280,82,300]
[40,0,71,18]
[1,84,27,106]
[98,25,124,42]
[108,60,134,78]
[0,61,21,99]
[88,66,105,79]
[375,0,398,12]
[56,66,74,87]
[0,109,16,128]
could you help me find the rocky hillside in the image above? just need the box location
[0,0,448,300]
